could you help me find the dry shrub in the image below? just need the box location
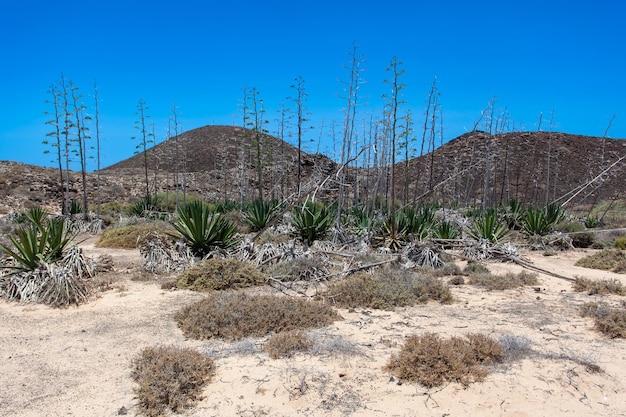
[131,345,215,417]
[573,277,625,295]
[468,271,538,290]
[96,222,173,249]
[384,332,504,388]
[575,249,626,273]
[266,330,313,359]
[428,262,462,277]
[176,258,267,291]
[322,268,452,310]
[175,291,341,340]
[267,257,329,282]
[615,236,626,250]
[448,275,465,285]
[463,261,490,275]
[580,302,626,338]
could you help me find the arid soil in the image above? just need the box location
[1,237,625,417]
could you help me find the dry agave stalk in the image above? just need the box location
[463,239,521,261]
[404,244,444,269]
[0,254,92,307]
[139,232,194,273]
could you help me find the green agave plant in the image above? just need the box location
[433,220,459,241]
[292,201,334,247]
[521,204,564,236]
[172,200,238,257]
[0,216,75,272]
[242,199,281,232]
[467,210,510,243]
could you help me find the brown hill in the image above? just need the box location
[361,131,626,208]
[0,127,624,213]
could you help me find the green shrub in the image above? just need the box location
[575,249,626,273]
[384,333,504,387]
[292,201,334,246]
[172,200,238,257]
[321,268,452,310]
[266,330,313,359]
[175,291,341,340]
[615,236,626,250]
[468,271,538,290]
[131,345,215,417]
[176,258,267,291]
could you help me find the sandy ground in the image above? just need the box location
[1,239,625,417]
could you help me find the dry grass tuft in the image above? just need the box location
[573,277,625,295]
[615,236,626,250]
[131,345,215,417]
[266,330,313,359]
[176,258,267,291]
[468,271,538,290]
[384,332,504,388]
[575,249,626,273]
[322,268,453,310]
[175,291,341,340]
[96,222,173,249]
[580,302,626,338]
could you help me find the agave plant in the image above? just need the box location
[172,200,238,257]
[292,201,334,247]
[128,195,159,217]
[403,205,434,241]
[0,216,75,272]
[432,220,459,241]
[242,199,281,232]
[22,206,49,229]
[521,204,564,236]
[502,199,524,229]
[467,210,510,243]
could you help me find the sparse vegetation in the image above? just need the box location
[321,268,452,310]
[468,271,538,290]
[573,277,625,295]
[580,302,626,338]
[131,345,215,417]
[575,249,626,273]
[175,291,341,340]
[176,258,267,291]
[384,332,504,387]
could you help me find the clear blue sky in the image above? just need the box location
[1,0,624,170]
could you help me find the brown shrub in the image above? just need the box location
[615,236,626,250]
[575,249,626,273]
[468,271,538,290]
[322,268,452,310]
[131,345,215,417]
[96,222,173,249]
[175,291,341,340]
[384,333,504,388]
[176,258,267,291]
[463,261,490,275]
[573,277,626,295]
[266,330,313,359]
[580,302,626,338]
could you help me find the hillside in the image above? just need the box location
[0,126,624,213]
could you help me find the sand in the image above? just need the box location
[1,240,625,417]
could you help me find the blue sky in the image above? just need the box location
[1,0,624,170]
